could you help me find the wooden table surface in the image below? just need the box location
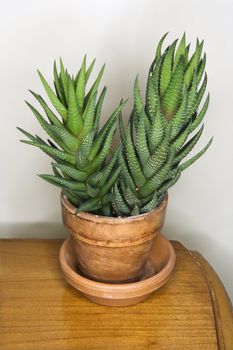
[0,239,232,350]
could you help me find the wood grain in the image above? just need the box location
[190,250,233,349]
[0,239,232,350]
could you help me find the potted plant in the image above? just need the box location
[19,33,212,286]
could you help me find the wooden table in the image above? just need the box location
[0,239,232,350]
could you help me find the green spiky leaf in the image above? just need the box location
[76,55,86,113]
[174,33,186,70]
[39,174,86,192]
[155,32,168,60]
[37,70,67,121]
[157,170,181,196]
[25,101,69,151]
[133,76,144,128]
[85,58,96,82]
[84,64,105,107]
[197,53,206,85]
[124,186,141,207]
[184,39,203,88]
[93,86,107,132]
[126,127,146,188]
[88,100,127,161]
[81,92,97,139]
[113,183,130,215]
[66,76,83,136]
[59,58,69,102]
[173,125,204,164]
[135,110,150,165]
[140,148,174,198]
[196,73,207,109]
[21,140,75,164]
[146,74,157,120]
[190,94,209,133]
[162,56,185,119]
[76,131,94,168]
[89,123,116,172]
[171,88,188,139]
[143,125,171,178]
[148,100,165,153]
[99,166,122,196]
[131,205,140,216]
[76,197,102,214]
[140,192,158,213]
[179,137,213,171]
[52,163,88,182]
[53,61,66,105]
[98,149,120,187]
[29,90,63,127]
[160,39,177,96]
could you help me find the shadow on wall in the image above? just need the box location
[164,208,233,301]
[0,222,67,239]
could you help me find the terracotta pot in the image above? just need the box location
[61,192,168,283]
[59,234,176,306]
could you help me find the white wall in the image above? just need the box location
[1,0,233,300]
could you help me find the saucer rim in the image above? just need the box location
[59,234,176,298]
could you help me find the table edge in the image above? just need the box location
[189,250,233,350]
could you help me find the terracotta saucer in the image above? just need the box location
[59,234,176,306]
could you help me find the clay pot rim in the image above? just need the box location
[61,191,168,224]
[59,235,175,295]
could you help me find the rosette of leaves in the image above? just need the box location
[113,33,212,216]
[18,56,127,215]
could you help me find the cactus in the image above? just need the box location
[18,57,127,215]
[113,33,212,216]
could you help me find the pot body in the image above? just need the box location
[61,193,168,283]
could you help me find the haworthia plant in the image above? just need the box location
[19,33,212,217]
[18,56,127,215]
[113,33,212,216]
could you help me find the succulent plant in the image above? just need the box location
[19,33,212,218]
[112,33,212,216]
[18,56,127,215]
